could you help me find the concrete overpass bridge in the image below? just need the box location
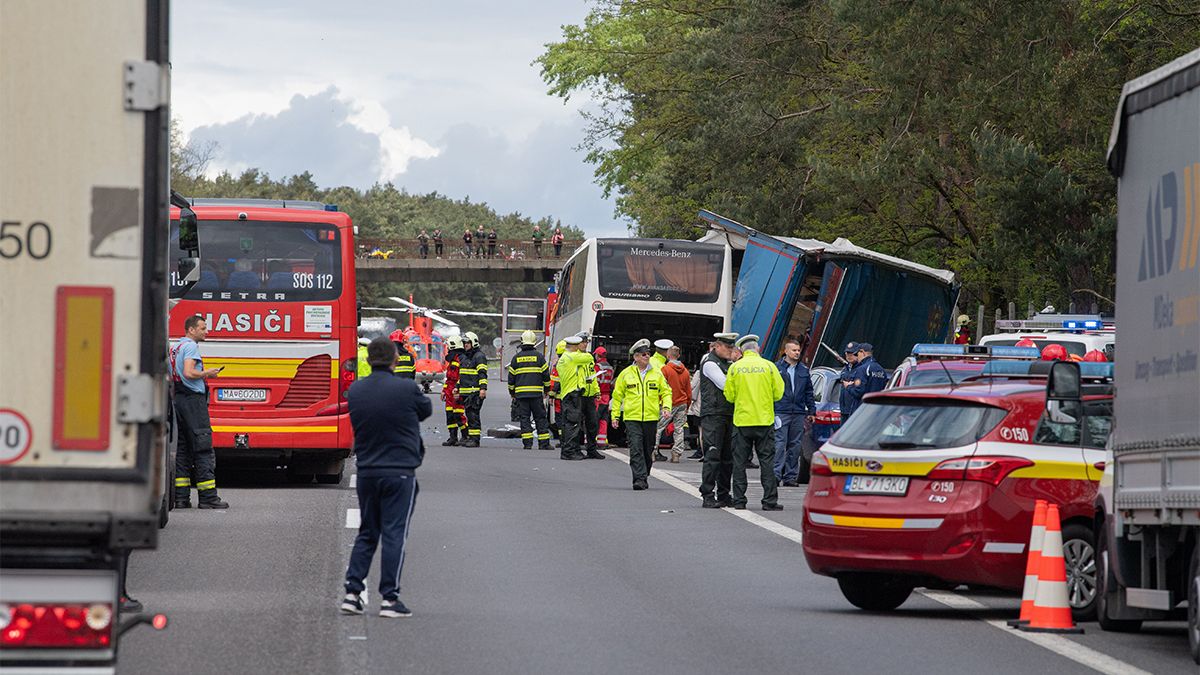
[354,238,573,283]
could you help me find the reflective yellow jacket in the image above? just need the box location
[724,351,784,427]
[356,344,372,378]
[611,363,672,422]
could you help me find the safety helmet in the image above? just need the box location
[465,331,479,346]
[446,336,463,351]
[956,314,971,326]
[520,330,537,346]
[1014,338,1037,348]
[593,346,607,359]
[389,329,406,343]
[1082,349,1107,362]
[555,340,566,356]
[1040,343,1068,361]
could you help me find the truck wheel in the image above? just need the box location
[1095,525,1141,632]
[1188,543,1199,664]
[1062,524,1098,621]
[836,573,913,611]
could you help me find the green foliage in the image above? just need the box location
[539,0,1200,311]
[170,130,580,339]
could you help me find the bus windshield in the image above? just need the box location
[169,220,342,302]
[595,239,723,303]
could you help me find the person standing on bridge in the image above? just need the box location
[611,339,672,489]
[458,331,488,447]
[341,337,430,619]
[475,224,486,258]
[552,226,564,257]
[507,330,552,450]
[487,227,498,259]
[172,315,229,509]
[432,228,444,257]
[417,229,430,259]
[725,334,784,511]
[462,228,473,258]
[532,224,544,258]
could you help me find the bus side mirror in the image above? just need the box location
[1045,361,1081,424]
[176,205,200,285]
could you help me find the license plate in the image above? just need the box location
[844,475,909,496]
[216,388,267,402]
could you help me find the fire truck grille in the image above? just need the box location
[278,354,332,408]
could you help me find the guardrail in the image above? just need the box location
[356,238,578,261]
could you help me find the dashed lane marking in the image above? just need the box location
[345,508,360,529]
[350,473,357,488]
[602,448,1151,675]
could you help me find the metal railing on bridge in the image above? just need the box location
[356,238,579,262]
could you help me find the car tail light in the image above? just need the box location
[0,602,112,648]
[944,534,977,555]
[317,401,349,416]
[339,358,356,400]
[810,451,832,476]
[926,456,1034,486]
[814,409,841,425]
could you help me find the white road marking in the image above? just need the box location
[603,448,1150,675]
[345,508,360,529]
[349,473,357,488]
[917,590,1151,675]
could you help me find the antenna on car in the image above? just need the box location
[936,356,959,391]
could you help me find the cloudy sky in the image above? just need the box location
[172,0,625,236]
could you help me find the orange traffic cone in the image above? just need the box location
[1008,499,1047,627]
[1018,503,1084,633]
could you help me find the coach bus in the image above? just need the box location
[547,238,732,371]
[168,199,357,484]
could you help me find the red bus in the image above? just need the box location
[169,199,357,483]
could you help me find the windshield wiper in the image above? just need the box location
[876,441,938,449]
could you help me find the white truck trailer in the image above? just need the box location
[0,1,194,671]
[1099,47,1200,663]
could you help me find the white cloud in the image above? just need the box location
[345,98,439,180]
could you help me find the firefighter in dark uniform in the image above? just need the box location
[390,329,416,379]
[699,332,738,509]
[507,330,552,449]
[458,331,488,447]
[172,315,229,509]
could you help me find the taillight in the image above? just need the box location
[339,359,356,400]
[926,456,1034,486]
[814,409,841,425]
[0,602,112,648]
[810,450,832,476]
[317,401,349,416]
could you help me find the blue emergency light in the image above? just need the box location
[1063,319,1101,330]
[911,344,967,357]
[324,204,339,211]
[910,344,1039,359]
[980,361,1114,379]
[987,346,1041,359]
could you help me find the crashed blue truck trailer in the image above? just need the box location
[698,210,960,369]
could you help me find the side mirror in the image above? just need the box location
[1047,361,1081,400]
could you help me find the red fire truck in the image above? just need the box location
[169,199,358,483]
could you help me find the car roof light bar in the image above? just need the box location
[911,344,1039,360]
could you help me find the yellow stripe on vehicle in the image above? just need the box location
[825,459,941,476]
[1008,461,1093,481]
[212,425,338,433]
[808,513,944,529]
[206,357,304,379]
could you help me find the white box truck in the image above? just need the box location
[0,1,194,671]
[1099,47,1200,663]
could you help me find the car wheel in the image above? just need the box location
[1095,524,1141,632]
[1062,524,1098,621]
[836,573,914,611]
[1188,543,1199,664]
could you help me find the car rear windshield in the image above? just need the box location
[908,367,981,386]
[833,400,1008,450]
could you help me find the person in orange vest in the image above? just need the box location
[441,335,467,446]
[594,347,615,447]
[660,345,692,463]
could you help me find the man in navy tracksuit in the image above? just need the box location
[774,338,816,486]
[340,337,432,619]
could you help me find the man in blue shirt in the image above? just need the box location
[341,337,432,619]
[845,343,888,417]
[774,338,815,487]
[172,315,228,509]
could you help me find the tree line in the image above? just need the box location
[170,125,582,340]
[538,0,1199,312]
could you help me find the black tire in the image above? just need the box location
[1061,523,1099,622]
[1095,524,1142,632]
[836,573,914,611]
[1188,542,1199,665]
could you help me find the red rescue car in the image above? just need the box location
[802,361,1112,619]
